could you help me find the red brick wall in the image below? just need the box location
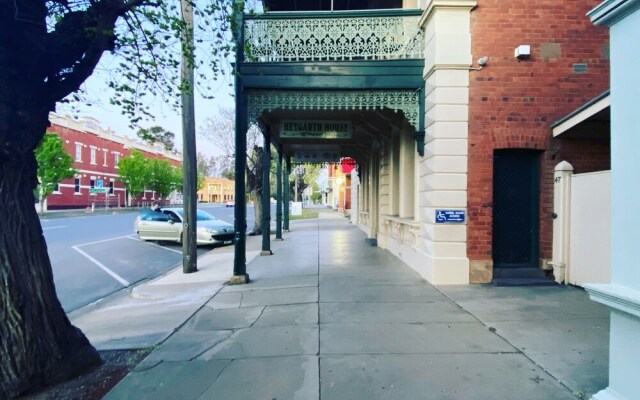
[46,123,181,209]
[467,0,610,276]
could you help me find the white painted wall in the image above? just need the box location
[587,2,640,399]
[568,171,611,286]
[412,0,475,284]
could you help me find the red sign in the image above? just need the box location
[340,158,356,174]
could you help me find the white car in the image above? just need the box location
[134,208,235,246]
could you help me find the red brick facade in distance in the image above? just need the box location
[467,1,610,282]
[45,114,182,210]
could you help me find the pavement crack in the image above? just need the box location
[196,359,233,400]
[189,330,235,361]
[249,306,267,328]
[239,291,244,308]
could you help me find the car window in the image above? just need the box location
[196,210,216,221]
[139,208,170,222]
[163,211,181,222]
[172,209,217,221]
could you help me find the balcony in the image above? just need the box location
[243,10,424,63]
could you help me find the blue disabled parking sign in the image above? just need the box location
[96,179,103,188]
[435,209,466,224]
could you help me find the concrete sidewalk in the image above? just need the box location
[78,210,608,399]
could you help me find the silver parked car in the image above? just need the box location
[134,207,235,246]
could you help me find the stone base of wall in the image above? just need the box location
[380,233,469,284]
[469,259,493,283]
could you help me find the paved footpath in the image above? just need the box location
[100,211,609,400]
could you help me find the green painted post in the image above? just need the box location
[284,157,291,231]
[275,150,283,240]
[231,0,248,284]
[261,128,272,255]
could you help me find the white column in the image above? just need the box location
[551,161,574,284]
[415,0,476,284]
[350,169,359,224]
[588,2,640,399]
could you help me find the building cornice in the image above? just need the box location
[419,0,477,28]
[589,0,640,26]
[585,283,640,319]
[49,112,182,162]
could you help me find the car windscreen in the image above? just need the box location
[196,210,216,221]
[171,209,217,221]
[139,208,170,222]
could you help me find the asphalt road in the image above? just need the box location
[42,204,256,312]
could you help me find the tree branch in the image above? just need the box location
[44,0,151,103]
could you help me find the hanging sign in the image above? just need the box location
[281,121,352,139]
[293,150,341,163]
[341,158,356,174]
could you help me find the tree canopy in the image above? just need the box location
[34,132,76,214]
[117,150,151,201]
[148,157,177,199]
[137,126,176,152]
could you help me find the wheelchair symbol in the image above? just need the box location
[436,211,447,222]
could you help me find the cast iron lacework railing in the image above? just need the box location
[244,10,424,62]
[247,89,420,129]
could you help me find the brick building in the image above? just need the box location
[465,0,611,282]
[44,113,182,210]
[230,0,612,284]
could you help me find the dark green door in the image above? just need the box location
[492,150,540,268]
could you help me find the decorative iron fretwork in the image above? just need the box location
[244,14,424,62]
[247,90,420,130]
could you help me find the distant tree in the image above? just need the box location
[222,169,235,180]
[117,150,151,206]
[291,164,322,202]
[148,158,176,203]
[200,107,265,234]
[197,171,206,191]
[34,133,76,215]
[210,154,234,179]
[196,152,218,177]
[173,166,205,193]
[137,126,176,152]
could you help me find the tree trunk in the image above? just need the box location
[248,190,263,235]
[39,189,45,217]
[0,135,100,398]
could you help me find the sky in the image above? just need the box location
[55,62,235,159]
[53,0,268,159]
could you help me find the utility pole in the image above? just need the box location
[181,0,197,273]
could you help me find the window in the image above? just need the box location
[90,147,97,165]
[90,178,95,188]
[75,143,83,162]
[74,177,80,193]
[103,149,108,166]
[114,152,120,167]
[109,181,114,194]
[54,183,60,193]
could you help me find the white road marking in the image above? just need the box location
[72,245,130,287]
[42,225,67,230]
[125,236,183,254]
[75,235,133,247]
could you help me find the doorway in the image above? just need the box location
[492,150,540,269]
